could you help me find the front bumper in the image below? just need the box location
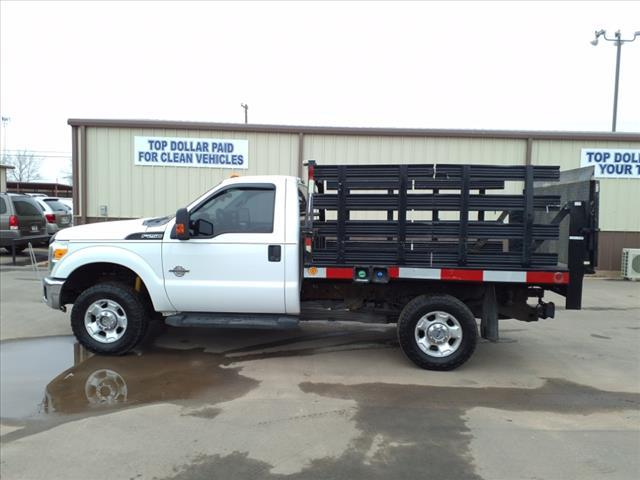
[43,277,66,310]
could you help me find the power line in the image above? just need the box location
[3,149,71,154]
[3,150,71,159]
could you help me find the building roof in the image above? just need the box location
[7,181,71,188]
[68,118,640,142]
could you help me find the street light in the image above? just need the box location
[590,29,640,132]
[240,103,248,124]
[1,116,10,163]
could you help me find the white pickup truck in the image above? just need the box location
[43,162,598,370]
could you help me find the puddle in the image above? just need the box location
[0,337,257,423]
[300,378,640,415]
[0,326,397,425]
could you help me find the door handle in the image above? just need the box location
[268,245,281,262]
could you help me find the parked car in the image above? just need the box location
[34,197,73,235]
[0,193,47,253]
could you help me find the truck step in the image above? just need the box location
[165,313,300,330]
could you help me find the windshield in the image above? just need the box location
[43,199,70,212]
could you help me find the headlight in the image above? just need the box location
[49,241,69,272]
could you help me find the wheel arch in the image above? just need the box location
[54,246,171,311]
[60,262,151,309]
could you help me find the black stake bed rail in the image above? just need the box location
[305,162,566,270]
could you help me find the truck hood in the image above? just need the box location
[55,218,169,241]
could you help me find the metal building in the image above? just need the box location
[68,119,640,271]
[0,164,14,192]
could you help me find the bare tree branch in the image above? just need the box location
[6,150,43,182]
[60,160,73,185]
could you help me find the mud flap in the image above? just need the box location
[481,284,498,342]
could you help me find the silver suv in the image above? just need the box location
[34,197,73,235]
[0,193,47,253]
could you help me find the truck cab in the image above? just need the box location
[162,175,301,315]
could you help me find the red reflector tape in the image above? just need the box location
[526,271,569,284]
[388,267,400,278]
[326,267,353,279]
[441,269,483,282]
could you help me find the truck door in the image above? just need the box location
[162,180,286,313]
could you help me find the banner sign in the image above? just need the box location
[580,148,640,179]
[134,136,248,169]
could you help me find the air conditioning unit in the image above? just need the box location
[621,249,640,280]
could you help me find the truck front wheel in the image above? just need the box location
[397,294,477,371]
[71,282,148,355]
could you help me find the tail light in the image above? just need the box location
[9,215,19,230]
[45,213,56,223]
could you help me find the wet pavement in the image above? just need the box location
[0,325,397,441]
[0,273,639,479]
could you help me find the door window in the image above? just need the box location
[190,186,275,237]
[0,198,7,214]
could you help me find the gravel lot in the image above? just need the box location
[1,253,639,480]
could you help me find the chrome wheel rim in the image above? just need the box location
[414,311,463,358]
[84,369,128,405]
[84,299,128,343]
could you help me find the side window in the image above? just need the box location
[0,198,7,214]
[190,186,275,237]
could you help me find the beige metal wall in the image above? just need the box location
[303,135,525,167]
[83,127,299,219]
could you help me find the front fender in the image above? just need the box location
[53,244,173,312]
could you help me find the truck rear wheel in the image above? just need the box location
[397,294,477,371]
[71,282,148,355]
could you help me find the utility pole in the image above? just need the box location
[240,103,248,124]
[1,116,10,163]
[590,30,640,132]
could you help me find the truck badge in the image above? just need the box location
[169,266,190,277]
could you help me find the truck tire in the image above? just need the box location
[397,294,477,371]
[70,282,149,355]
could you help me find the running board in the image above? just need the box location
[165,313,300,330]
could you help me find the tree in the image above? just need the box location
[60,160,73,185]
[5,150,42,182]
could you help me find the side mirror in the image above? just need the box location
[174,208,190,240]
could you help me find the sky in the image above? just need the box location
[1,1,639,182]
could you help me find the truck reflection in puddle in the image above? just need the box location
[41,342,258,416]
[83,368,128,406]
